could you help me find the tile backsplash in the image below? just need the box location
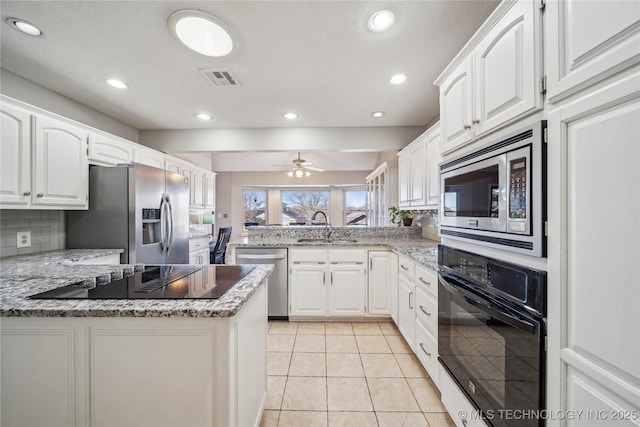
[0,210,66,257]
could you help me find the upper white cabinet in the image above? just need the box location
[545,0,640,102]
[88,133,133,166]
[1,99,89,210]
[133,144,165,170]
[365,162,397,226]
[191,169,206,208]
[397,122,441,210]
[435,0,543,154]
[205,172,216,210]
[1,103,31,206]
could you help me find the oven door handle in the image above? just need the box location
[439,273,536,334]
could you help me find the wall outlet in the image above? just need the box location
[17,231,31,248]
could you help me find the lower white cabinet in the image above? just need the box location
[367,250,398,318]
[189,237,211,265]
[0,283,268,427]
[289,248,367,318]
[397,274,416,351]
[440,365,489,427]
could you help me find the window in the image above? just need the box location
[343,189,367,225]
[242,190,267,227]
[281,190,329,225]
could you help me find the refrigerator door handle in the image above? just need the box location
[159,194,167,255]
[166,195,175,257]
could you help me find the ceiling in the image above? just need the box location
[0,0,499,171]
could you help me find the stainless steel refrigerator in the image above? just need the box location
[67,164,190,264]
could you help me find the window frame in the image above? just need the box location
[342,187,367,226]
[280,188,331,226]
[241,188,268,229]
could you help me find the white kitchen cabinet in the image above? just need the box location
[545,0,640,103]
[440,365,489,427]
[424,124,441,208]
[164,155,189,175]
[0,102,31,206]
[189,237,210,265]
[397,154,411,207]
[88,133,133,166]
[32,115,88,209]
[436,0,542,154]
[414,265,439,387]
[191,169,206,208]
[546,67,640,424]
[289,248,367,318]
[133,144,165,169]
[367,250,398,318]
[397,274,416,351]
[205,172,216,210]
[365,162,397,226]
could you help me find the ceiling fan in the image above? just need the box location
[279,152,324,177]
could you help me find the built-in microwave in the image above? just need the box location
[439,121,546,257]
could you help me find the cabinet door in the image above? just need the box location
[474,0,540,136]
[191,170,205,208]
[397,275,416,350]
[397,154,411,207]
[88,134,133,166]
[328,265,366,316]
[0,103,31,206]
[165,158,182,174]
[205,173,215,210]
[425,125,441,208]
[368,251,394,316]
[289,265,327,316]
[440,56,474,154]
[33,115,88,208]
[409,141,427,207]
[133,146,164,169]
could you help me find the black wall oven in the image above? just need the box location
[440,121,547,257]
[438,245,546,426]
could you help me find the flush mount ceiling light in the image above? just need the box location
[6,18,42,36]
[196,113,212,120]
[371,111,385,118]
[106,78,128,89]
[283,112,298,120]
[368,10,395,32]
[168,10,235,57]
[389,73,407,85]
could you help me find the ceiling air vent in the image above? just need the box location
[200,68,240,87]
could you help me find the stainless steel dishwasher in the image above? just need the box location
[234,247,288,320]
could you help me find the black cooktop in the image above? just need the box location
[29,264,256,300]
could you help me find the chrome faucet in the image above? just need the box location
[311,210,332,241]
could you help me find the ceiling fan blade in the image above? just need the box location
[306,166,324,172]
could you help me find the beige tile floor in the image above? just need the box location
[260,321,456,427]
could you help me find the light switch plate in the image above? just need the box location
[17,231,31,248]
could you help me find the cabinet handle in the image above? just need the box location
[419,305,431,317]
[36,193,44,198]
[370,259,373,270]
[409,292,413,309]
[330,272,333,285]
[400,264,409,271]
[463,124,471,130]
[419,342,432,357]
[323,271,326,285]
[472,119,480,125]
[23,191,31,196]
[418,277,431,286]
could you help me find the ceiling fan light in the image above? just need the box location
[287,170,294,177]
[294,168,305,178]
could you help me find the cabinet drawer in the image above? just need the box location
[415,319,439,388]
[289,248,328,263]
[398,256,416,280]
[329,249,366,264]
[415,286,437,335]
[189,238,210,252]
[416,265,437,297]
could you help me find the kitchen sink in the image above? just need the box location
[296,238,358,244]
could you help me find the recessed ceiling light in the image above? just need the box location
[389,74,407,85]
[196,113,212,120]
[371,111,385,118]
[368,10,395,32]
[106,79,128,89]
[6,18,42,36]
[283,113,298,120]
[168,10,235,57]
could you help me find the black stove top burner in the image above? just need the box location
[29,265,256,300]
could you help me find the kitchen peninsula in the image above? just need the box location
[0,249,273,427]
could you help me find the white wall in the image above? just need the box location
[215,171,367,241]
[0,69,139,142]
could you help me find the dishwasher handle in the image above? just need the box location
[236,253,286,260]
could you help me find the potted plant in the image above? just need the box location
[388,206,415,226]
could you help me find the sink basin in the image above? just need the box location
[296,238,358,244]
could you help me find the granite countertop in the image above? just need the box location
[230,237,439,271]
[0,249,272,318]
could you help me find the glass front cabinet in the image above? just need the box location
[365,162,397,227]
